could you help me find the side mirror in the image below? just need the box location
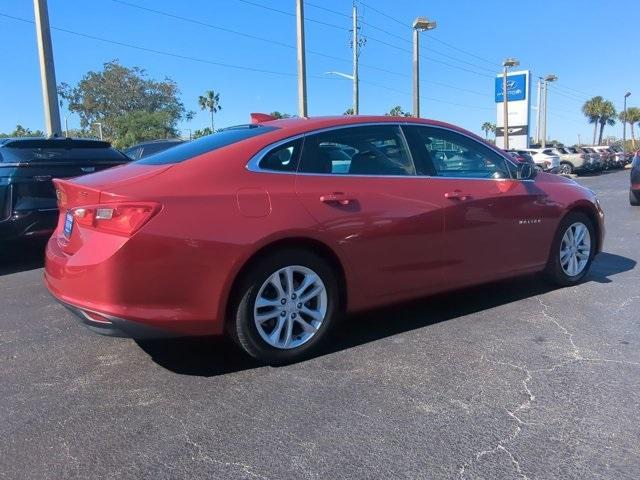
[517,162,537,180]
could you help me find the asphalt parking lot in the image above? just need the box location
[1,169,638,480]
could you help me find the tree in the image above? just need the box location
[58,60,187,142]
[0,124,45,138]
[596,100,616,145]
[481,122,496,139]
[343,108,354,116]
[198,90,222,131]
[269,111,292,119]
[111,111,179,149]
[619,106,640,148]
[582,96,603,145]
[192,127,213,139]
[385,106,411,117]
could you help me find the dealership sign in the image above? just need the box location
[495,70,531,149]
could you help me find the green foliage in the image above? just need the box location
[343,108,354,116]
[582,96,617,144]
[619,107,640,148]
[58,60,187,142]
[111,111,179,149]
[198,90,222,130]
[385,106,412,117]
[269,111,292,119]
[481,122,496,139]
[192,127,213,139]
[0,124,45,138]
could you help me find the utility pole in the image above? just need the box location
[535,78,542,144]
[295,0,308,117]
[623,92,631,161]
[541,74,558,148]
[33,0,62,137]
[411,18,436,117]
[578,134,582,146]
[351,3,359,115]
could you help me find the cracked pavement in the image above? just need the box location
[1,170,639,479]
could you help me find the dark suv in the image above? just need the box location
[0,138,129,243]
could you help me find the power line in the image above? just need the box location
[232,0,347,31]
[305,1,351,19]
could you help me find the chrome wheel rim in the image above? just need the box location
[559,164,571,175]
[559,222,591,277]
[254,265,327,349]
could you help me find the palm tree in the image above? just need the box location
[198,90,222,131]
[481,122,496,140]
[619,107,640,148]
[343,108,354,116]
[582,96,603,145]
[596,100,616,145]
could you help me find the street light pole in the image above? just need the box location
[541,74,558,148]
[352,3,359,115]
[412,17,436,118]
[501,58,519,150]
[295,0,308,117]
[535,78,542,144]
[33,0,62,137]
[623,92,631,161]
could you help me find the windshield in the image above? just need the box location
[136,125,279,165]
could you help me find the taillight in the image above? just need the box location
[544,161,551,168]
[71,202,160,236]
[579,154,586,159]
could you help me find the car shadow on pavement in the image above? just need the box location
[0,241,47,276]
[135,251,635,377]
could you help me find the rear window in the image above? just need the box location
[0,145,126,163]
[137,125,279,165]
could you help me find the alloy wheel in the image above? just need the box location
[253,265,328,349]
[559,163,572,175]
[559,222,591,277]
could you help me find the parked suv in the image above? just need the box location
[0,138,130,243]
[630,151,640,206]
[520,148,560,173]
[553,147,593,175]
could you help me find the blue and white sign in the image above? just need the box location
[495,73,527,102]
[495,70,531,149]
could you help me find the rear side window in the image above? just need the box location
[258,139,302,172]
[298,125,415,176]
[542,149,554,155]
[137,125,278,165]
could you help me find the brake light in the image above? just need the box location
[71,202,160,236]
[544,161,551,168]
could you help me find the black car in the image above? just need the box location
[0,137,130,243]
[630,151,640,206]
[123,139,184,160]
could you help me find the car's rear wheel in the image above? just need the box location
[630,190,640,206]
[545,212,595,286]
[559,162,573,175]
[229,249,339,363]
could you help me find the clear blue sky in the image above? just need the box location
[1,0,638,144]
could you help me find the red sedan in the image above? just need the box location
[45,115,604,363]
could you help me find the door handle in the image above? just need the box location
[444,190,472,201]
[320,192,355,206]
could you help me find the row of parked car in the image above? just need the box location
[506,145,632,175]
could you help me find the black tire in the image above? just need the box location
[545,212,596,287]
[559,162,573,175]
[630,190,640,206]
[228,249,340,364]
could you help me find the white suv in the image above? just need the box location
[520,148,560,173]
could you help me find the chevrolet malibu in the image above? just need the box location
[45,115,604,363]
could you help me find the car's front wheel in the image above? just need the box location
[545,212,595,286]
[630,189,640,206]
[229,249,340,364]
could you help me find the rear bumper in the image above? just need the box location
[54,296,175,338]
[0,209,57,242]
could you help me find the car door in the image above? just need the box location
[405,125,559,288]
[293,124,446,309]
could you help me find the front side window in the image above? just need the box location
[298,125,415,176]
[408,126,512,179]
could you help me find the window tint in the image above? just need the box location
[137,125,278,165]
[408,126,512,179]
[258,139,302,172]
[542,149,554,155]
[0,146,126,163]
[298,125,415,176]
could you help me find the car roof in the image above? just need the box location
[253,115,484,140]
[127,138,184,148]
[0,137,111,149]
